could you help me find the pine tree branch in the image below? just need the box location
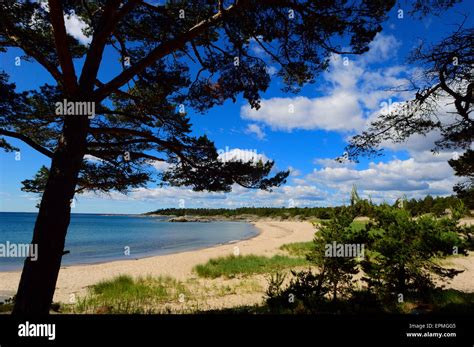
[0,129,53,158]
[79,0,140,91]
[93,0,249,102]
[48,0,78,94]
[2,19,63,84]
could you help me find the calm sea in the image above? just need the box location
[0,212,258,271]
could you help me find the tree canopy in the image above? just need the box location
[0,0,406,315]
[0,0,399,196]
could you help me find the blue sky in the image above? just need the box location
[0,1,472,213]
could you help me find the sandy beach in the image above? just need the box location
[1,219,473,311]
[0,221,316,304]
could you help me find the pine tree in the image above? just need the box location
[1,0,396,314]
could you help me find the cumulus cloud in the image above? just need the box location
[288,167,302,176]
[241,33,409,133]
[362,34,401,63]
[266,65,278,76]
[313,158,356,169]
[80,150,459,208]
[241,92,365,132]
[305,154,458,201]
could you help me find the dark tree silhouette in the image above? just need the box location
[344,24,473,199]
[1,0,395,314]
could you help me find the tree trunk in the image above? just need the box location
[13,117,88,315]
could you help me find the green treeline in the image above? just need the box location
[146,195,472,219]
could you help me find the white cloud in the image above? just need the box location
[81,183,328,209]
[80,150,459,208]
[362,33,401,63]
[249,36,269,58]
[288,166,302,176]
[34,2,91,45]
[241,93,365,132]
[266,65,278,76]
[305,154,458,199]
[241,33,408,134]
[409,150,455,163]
[245,123,266,140]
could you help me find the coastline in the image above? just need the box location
[1,218,472,307]
[0,221,317,303]
[0,220,261,273]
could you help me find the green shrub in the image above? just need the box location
[266,206,366,312]
[264,191,470,313]
[361,205,468,300]
[307,207,363,301]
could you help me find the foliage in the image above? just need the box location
[449,150,474,209]
[360,205,468,300]
[0,0,399,194]
[401,194,472,216]
[266,206,366,312]
[424,288,474,313]
[265,270,329,313]
[265,191,470,313]
[307,207,363,301]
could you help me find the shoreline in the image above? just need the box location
[0,221,317,303]
[0,221,262,273]
[2,219,472,307]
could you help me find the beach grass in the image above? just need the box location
[70,275,190,314]
[194,254,309,279]
[66,274,268,314]
[280,241,313,257]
